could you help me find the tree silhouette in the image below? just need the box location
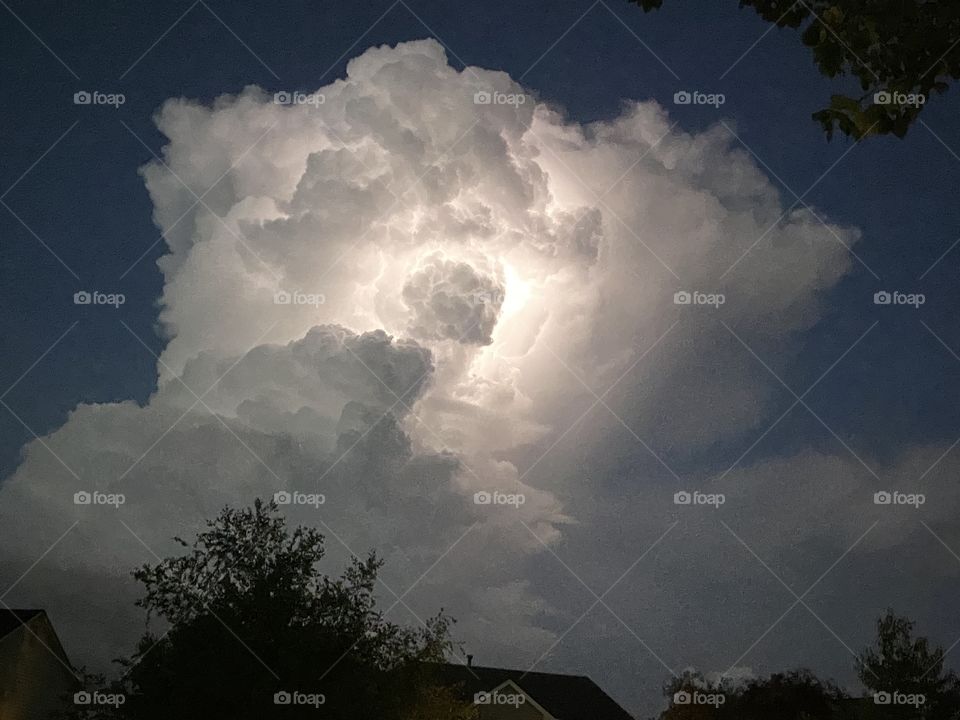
[659,668,848,719]
[654,611,960,720]
[629,0,960,140]
[63,500,474,719]
[660,669,730,719]
[857,611,959,720]
[733,670,849,719]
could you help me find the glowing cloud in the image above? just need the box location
[0,39,869,709]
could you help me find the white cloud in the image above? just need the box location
[0,38,898,717]
[401,251,505,345]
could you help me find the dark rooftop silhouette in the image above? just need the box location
[0,608,44,641]
[435,662,635,719]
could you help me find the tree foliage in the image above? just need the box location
[629,0,960,139]
[656,611,960,720]
[660,668,848,720]
[857,611,960,720]
[63,500,473,720]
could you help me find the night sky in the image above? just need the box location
[2,1,960,716]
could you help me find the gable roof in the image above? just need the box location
[432,662,635,720]
[0,608,74,669]
[0,608,44,641]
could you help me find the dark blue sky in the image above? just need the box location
[4,3,960,714]
[3,0,958,480]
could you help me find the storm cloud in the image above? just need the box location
[4,38,952,718]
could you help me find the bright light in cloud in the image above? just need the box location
[499,263,533,326]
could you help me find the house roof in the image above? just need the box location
[432,662,635,720]
[0,608,44,641]
[0,608,74,670]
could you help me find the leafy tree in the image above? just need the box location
[63,500,473,720]
[654,612,960,720]
[660,670,728,720]
[659,668,849,720]
[857,611,960,720]
[732,670,849,719]
[629,0,960,139]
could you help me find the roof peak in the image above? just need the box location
[0,608,46,641]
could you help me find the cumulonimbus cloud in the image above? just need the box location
[0,38,904,716]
